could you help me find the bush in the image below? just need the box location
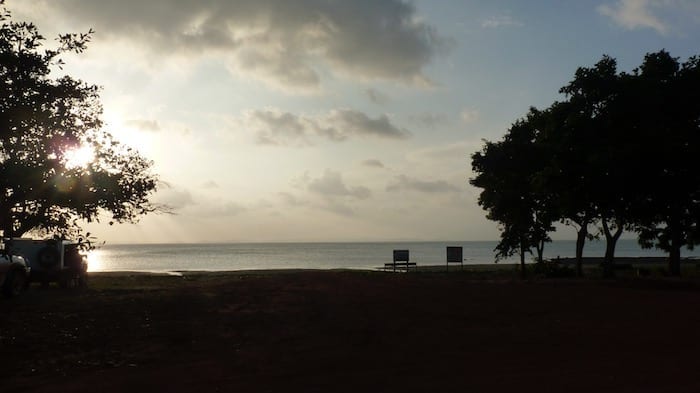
[529,260,576,278]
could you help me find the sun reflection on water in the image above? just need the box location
[86,249,106,272]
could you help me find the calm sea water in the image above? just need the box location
[87,240,700,273]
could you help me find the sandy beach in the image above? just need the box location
[2,269,700,392]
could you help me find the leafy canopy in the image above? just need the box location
[0,2,159,240]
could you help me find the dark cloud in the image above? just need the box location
[362,159,385,168]
[125,119,161,132]
[280,184,360,217]
[308,170,371,199]
[246,109,409,146]
[155,187,195,209]
[35,0,448,90]
[279,192,307,207]
[366,88,389,105]
[248,110,312,146]
[323,110,409,140]
[323,201,355,217]
[386,175,460,193]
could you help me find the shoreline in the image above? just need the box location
[84,256,700,276]
[88,240,700,273]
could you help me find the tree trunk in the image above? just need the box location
[575,222,589,277]
[519,243,526,280]
[536,238,545,265]
[602,218,623,278]
[669,245,681,276]
[669,226,682,277]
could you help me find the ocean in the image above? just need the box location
[87,239,700,273]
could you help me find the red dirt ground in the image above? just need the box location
[2,271,700,392]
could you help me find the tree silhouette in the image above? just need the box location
[535,101,599,277]
[556,55,640,277]
[0,3,159,239]
[630,51,700,276]
[471,109,555,278]
[473,50,700,277]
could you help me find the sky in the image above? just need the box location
[9,0,700,244]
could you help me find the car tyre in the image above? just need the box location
[2,269,26,298]
[38,246,61,269]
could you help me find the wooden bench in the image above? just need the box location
[384,249,416,272]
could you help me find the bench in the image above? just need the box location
[384,249,416,272]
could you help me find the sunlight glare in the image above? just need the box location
[64,145,95,169]
[86,249,105,272]
[102,113,156,156]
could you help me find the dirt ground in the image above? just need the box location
[2,270,700,393]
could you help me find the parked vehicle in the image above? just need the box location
[0,248,30,298]
[9,238,88,288]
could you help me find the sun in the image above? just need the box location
[64,145,95,169]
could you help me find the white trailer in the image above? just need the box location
[8,238,88,288]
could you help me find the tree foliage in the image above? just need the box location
[557,55,636,277]
[630,52,700,275]
[0,3,159,240]
[471,109,555,277]
[471,50,700,277]
[534,101,599,276]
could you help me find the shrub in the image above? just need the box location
[530,260,576,278]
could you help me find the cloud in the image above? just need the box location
[246,110,312,146]
[366,88,389,105]
[598,0,669,34]
[153,184,247,217]
[217,201,247,216]
[323,110,409,140]
[410,141,479,161]
[25,0,448,90]
[323,201,355,217]
[308,170,371,200]
[243,108,410,146]
[202,180,219,189]
[196,201,247,217]
[125,119,161,132]
[362,159,385,168]
[281,172,368,217]
[596,0,700,35]
[279,192,308,207]
[386,175,460,193]
[155,187,195,209]
[460,109,479,124]
[280,191,351,216]
[409,112,448,128]
[481,15,523,28]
